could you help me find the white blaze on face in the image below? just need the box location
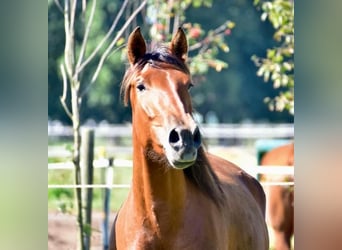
[136,66,199,168]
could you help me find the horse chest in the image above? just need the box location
[128,230,164,250]
[173,206,228,249]
[123,208,225,250]
[128,227,222,250]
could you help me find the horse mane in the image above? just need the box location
[122,45,224,207]
[184,147,224,207]
[144,141,224,207]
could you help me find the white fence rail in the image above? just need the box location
[48,159,294,188]
[48,123,294,139]
[48,123,294,188]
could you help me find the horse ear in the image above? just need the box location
[127,27,146,65]
[170,27,188,61]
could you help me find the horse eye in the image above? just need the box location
[137,83,146,92]
[188,83,194,91]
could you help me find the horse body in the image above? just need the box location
[115,153,225,249]
[110,27,269,250]
[114,151,268,250]
[261,143,294,250]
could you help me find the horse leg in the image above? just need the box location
[273,231,291,250]
[108,213,118,250]
[268,186,294,250]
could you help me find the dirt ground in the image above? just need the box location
[48,211,117,250]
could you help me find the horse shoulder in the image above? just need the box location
[206,152,267,216]
[206,153,269,249]
[237,168,267,216]
[110,194,138,249]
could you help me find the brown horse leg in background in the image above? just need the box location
[261,143,294,250]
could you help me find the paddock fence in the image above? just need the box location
[48,123,295,188]
[48,159,294,188]
[48,123,294,249]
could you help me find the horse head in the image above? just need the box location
[122,27,201,169]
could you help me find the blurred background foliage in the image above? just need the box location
[252,0,294,115]
[48,0,294,125]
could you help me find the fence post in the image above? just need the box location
[81,128,94,250]
[102,157,113,250]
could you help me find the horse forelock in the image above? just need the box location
[121,45,190,106]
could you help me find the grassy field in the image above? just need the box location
[48,136,133,213]
[48,163,132,212]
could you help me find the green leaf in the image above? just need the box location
[192,0,202,8]
[253,0,260,6]
[226,21,235,29]
[116,37,125,46]
[267,49,276,59]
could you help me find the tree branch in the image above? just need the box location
[89,0,147,85]
[82,0,86,13]
[54,0,64,13]
[69,0,77,34]
[59,63,73,120]
[75,0,97,73]
[76,0,130,75]
[63,0,76,81]
[80,44,125,97]
[63,0,72,77]
[188,22,229,52]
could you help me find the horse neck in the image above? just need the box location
[130,130,187,230]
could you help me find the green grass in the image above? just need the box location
[48,163,132,213]
[48,135,134,213]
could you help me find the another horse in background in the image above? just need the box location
[261,142,294,250]
[109,27,269,250]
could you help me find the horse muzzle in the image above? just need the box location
[166,126,201,169]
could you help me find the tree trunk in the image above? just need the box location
[71,84,85,250]
[81,128,95,249]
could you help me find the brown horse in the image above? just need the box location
[109,27,269,250]
[261,143,294,250]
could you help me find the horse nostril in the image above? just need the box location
[193,127,201,148]
[169,127,201,152]
[169,128,180,144]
